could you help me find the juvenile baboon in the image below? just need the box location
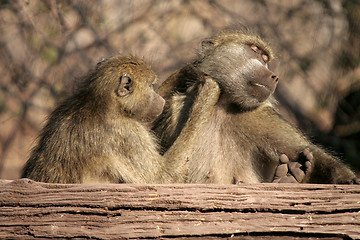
[153,30,359,184]
[22,56,220,184]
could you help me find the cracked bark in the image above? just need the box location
[1,179,359,239]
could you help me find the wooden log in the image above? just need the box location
[0,179,359,239]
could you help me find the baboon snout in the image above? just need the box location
[146,95,165,122]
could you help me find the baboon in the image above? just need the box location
[22,56,220,184]
[153,30,359,184]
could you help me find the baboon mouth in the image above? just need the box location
[249,82,271,101]
[253,82,267,89]
[252,82,271,93]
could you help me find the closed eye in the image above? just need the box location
[250,45,269,63]
[262,54,269,63]
[251,45,259,53]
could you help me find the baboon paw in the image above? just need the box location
[273,148,313,183]
[272,154,298,183]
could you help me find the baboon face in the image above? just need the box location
[198,41,279,110]
[96,56,165,122]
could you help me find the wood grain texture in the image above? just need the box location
[0,179,359,239]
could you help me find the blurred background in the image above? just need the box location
[0,0,359,179]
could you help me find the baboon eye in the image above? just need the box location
[262,54,269,63]
[251,45,259,53]
[251,45,269,63]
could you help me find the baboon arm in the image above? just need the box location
[163,76,220,182]
[276,128,357,184]
[157,70,180,99]
[157,65,203,99]
[260,107,357,184]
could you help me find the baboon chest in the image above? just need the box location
[186,110,261,183]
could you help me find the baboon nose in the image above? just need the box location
[272,75,279,83]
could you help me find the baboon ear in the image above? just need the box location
[116,73,133,97]
[201,39,214,49]
[96,56,106,69]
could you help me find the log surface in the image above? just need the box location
[0,179,359,239]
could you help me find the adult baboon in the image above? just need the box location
[153,30,359,184]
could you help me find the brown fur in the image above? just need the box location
[22,56,220,184]
[153,30,358,184]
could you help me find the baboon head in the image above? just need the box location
[196,30,279,110]
[92,56,165,122]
